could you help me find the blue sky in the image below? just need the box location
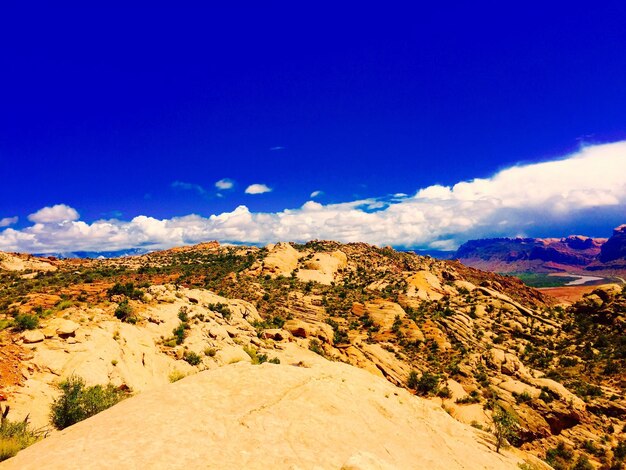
[1,3,626,253]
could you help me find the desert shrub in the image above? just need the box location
[407,371,419,390]
[204,347,216,357]
[492,405,519,453]
[172,323,186,345]
[177,306,189,322]
[107,282,144,300]
[55,299,74,310]
[545,441,574,468]
[207,302,231,320]
[243,346,270,365]
[114,300,136,323]
[12,314,39,331]
[0,406,44,462]
[456,390,481,404]
[414,372,440,396]
[50,376,128,430]
[515,391,532,404]
[308,339,325,357]
[183,351,201,366]
[169,370,186,382]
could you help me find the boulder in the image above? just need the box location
[55,320,79,336]
[22,330,45,344]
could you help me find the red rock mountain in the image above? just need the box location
[454,226,626,274]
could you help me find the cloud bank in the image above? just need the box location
[1,141,625,253]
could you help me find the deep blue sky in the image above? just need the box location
[2,3,626,235]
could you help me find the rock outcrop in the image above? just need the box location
[3,361,528,470]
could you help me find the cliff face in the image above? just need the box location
[598,224,626,264]
[454,235,605,273]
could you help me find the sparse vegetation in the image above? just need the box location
[12,314,39,331]
[114,299,136,323]
[49,375,129,430]
[0,405,45,462]
[492,405,519,453]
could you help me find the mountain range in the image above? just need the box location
[454,224,626,275]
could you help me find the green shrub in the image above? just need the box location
[409,372,440,396]
[492,405,519,453]
[407,371,419,390]
[172,323,186,345]
[207,303,231,320]
[55,300,74,310]
[308,339,325,357]
[50,376,129,430]
[0,406,44,462]
[12,314,39,331]
[183,351,201,366]
[546,441,574,467]
[243,346,269,365]
[114,300,136,323]
[107,282,144,300]
[178,306,189,322]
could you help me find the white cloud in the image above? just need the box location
[215,178,234,190]
[171,181,206,196]
[27,204,79,224]
[2,141,626,253]
[0,216,18,228]
[310,190,323,198]
[245,183,272,195]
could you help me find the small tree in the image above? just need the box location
[491,404,519,453]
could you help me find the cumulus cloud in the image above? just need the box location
[27,204,79,224]
[215,178,234,190]
[310,190,323,198]
[245,183,272,195]
[2,141,626,253]
[0,217,18,228]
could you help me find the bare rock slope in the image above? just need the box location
[3,361,526,470]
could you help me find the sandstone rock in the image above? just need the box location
[283,319,334,344]
[214,346,252,365]
[260,329,290,341]
[41,327,56,339]
[22,330,44,343]
[353,300,406,331]
[3,362,526,470]
[55,320,79,336]
[262,242,301,277]
[406,271,445,300]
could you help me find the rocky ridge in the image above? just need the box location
[0,240,625,468]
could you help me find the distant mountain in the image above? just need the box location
[454,225,626,274]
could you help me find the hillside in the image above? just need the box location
[0,240,625,468]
